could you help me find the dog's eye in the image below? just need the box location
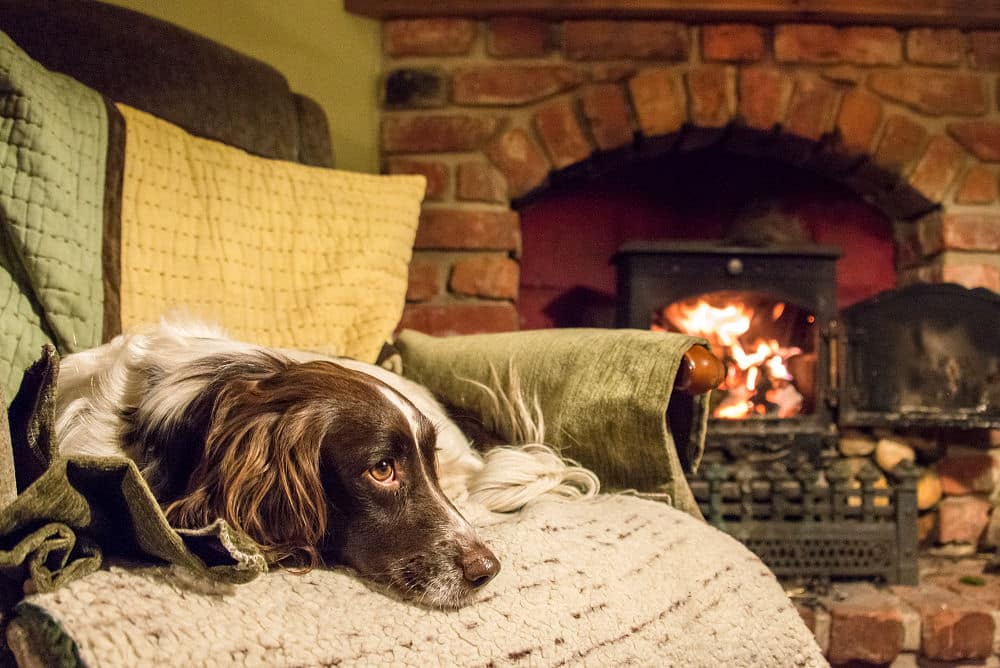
[368,459,395,484]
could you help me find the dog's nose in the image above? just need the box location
[460,545,500,588]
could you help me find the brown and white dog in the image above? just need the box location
[54,320,597,608]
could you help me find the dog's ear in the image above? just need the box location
[164,378,328,568]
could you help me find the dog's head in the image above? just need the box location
[155,356,499,608]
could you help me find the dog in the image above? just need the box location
[54,320,597,608]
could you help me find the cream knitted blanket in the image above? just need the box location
[15,496,825,667]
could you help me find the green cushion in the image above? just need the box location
[395,328,710,516]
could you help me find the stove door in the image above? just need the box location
[837,283,1000,429]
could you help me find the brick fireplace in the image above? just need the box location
[351,8,1000,338]
[349,2,1000,662]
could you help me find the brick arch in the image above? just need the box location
[385,19,1000,335]
[488,66,970,220]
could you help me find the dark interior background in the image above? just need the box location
[518,151,896,330]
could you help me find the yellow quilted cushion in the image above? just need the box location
[116,104,425,362]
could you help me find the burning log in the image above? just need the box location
[655,290,815,420]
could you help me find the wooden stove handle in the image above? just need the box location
[674,345,725,395]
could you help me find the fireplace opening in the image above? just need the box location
[654,290,817,420]
[517,145,1000,585]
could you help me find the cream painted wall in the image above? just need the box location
[105,0,381,173]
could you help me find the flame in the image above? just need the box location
[660,295,807,419]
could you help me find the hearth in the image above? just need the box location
[615,241,1000,583]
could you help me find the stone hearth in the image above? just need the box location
[794,557,1000,666]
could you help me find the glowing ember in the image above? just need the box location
[656,293,813,419]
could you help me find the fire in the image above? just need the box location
[656,293,808,419]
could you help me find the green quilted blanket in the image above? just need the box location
[0,347,266,618]
[0,30,109,399]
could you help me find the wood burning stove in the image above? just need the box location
[614,241,1000,584]
[838,283,1000,430]
[614,241,842,465]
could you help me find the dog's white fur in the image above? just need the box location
[55,319,598,515]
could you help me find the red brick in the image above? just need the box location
[821,65,864,85]
[911,257,1000,292]
[936,449,1000,495]
[738,66,792,130]
[868,71,987,116]
[452,65,582,106]
[891,584,995,661]
[563,20,689,61]
[874,115,929,173]
[701,24,766,63]
[841,27,902,65]
[918,511,938,542]
[485,128,551,198]
[827,585,904,665]
[794,603,816,634]
[456,162,507,203]
[940,263,1000,292]
[775,24,841,64]
[783,73,840,142]
[837,87,882,155]
[406,257,443,302]
[970,31,1000,70]
[937,496,992,544]
[533,99,592,169]
[947,120,1000,162]
[685,66,732,128]
[987,506,1000,548]
[384,19,477,57]
[488,17,549,58]
[589,64,637,83]
[628,68,686,137]
[939,213,1000,252]
[385,158,448,201]
[906,29,964,66]
[415,209,520,251]
[955,166,998,204]
[940,256,999,289]
[908,135,966,202]
[580,84,635,151]
[398,302,520,336]
[450,255,519,299]
[381,115,499,154]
